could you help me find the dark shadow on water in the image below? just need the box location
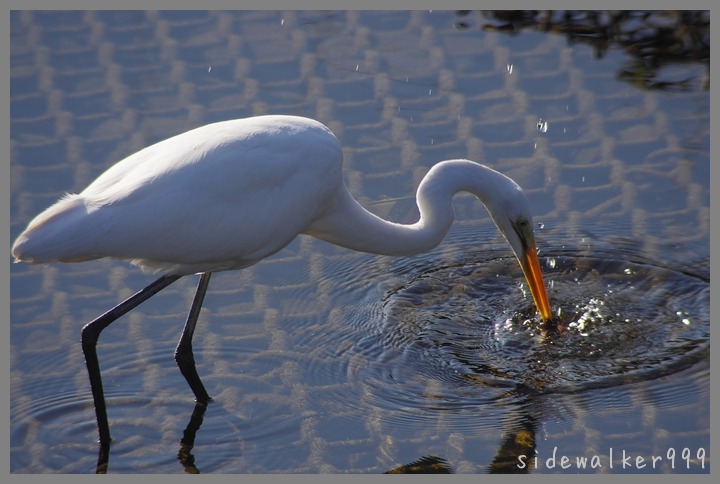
[487,412,537,473]
[385,455,454,474]
[455,10,709,92]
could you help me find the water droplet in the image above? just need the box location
[506,64,514,74]
[624,268,634,275]
[537,119,548,133]
[537,222,545,229]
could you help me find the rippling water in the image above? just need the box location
[9,229,710,473]
[10,10,709,474]
[314,228,710,441]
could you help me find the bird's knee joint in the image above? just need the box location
[174,348,196,366]
[81,328,99,349]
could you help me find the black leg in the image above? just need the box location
[174,272,212,404]
[81,274,182,446]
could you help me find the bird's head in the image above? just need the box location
[485,184,552,322]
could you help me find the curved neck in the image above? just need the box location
[304,160,516,256]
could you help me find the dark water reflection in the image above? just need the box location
[320,227,709,471]
[9,10,709,474]
[354,232,709,394]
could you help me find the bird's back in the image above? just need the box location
[12,115,345,275]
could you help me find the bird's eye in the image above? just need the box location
[515,217,529,229]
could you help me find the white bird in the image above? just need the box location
[12,114,552,447]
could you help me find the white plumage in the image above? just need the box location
[11,115,552,446]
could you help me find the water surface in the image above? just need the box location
[9,10,709,474]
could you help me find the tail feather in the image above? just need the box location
[12,194,99,264]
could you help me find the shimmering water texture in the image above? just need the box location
[358,244,709,413]
[9,10,709,473]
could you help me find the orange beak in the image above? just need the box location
[519,243,552,321]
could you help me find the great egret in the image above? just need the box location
[12,115,552,446]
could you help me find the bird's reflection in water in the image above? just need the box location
[177,402,209,474]
[385,455,453,474]
[487,414,537,473]
[92,396,541,473]
[384,395,541,474]
[93,401,209,474]
[383,412,537,474]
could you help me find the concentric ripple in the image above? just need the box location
[357,249,709,404]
